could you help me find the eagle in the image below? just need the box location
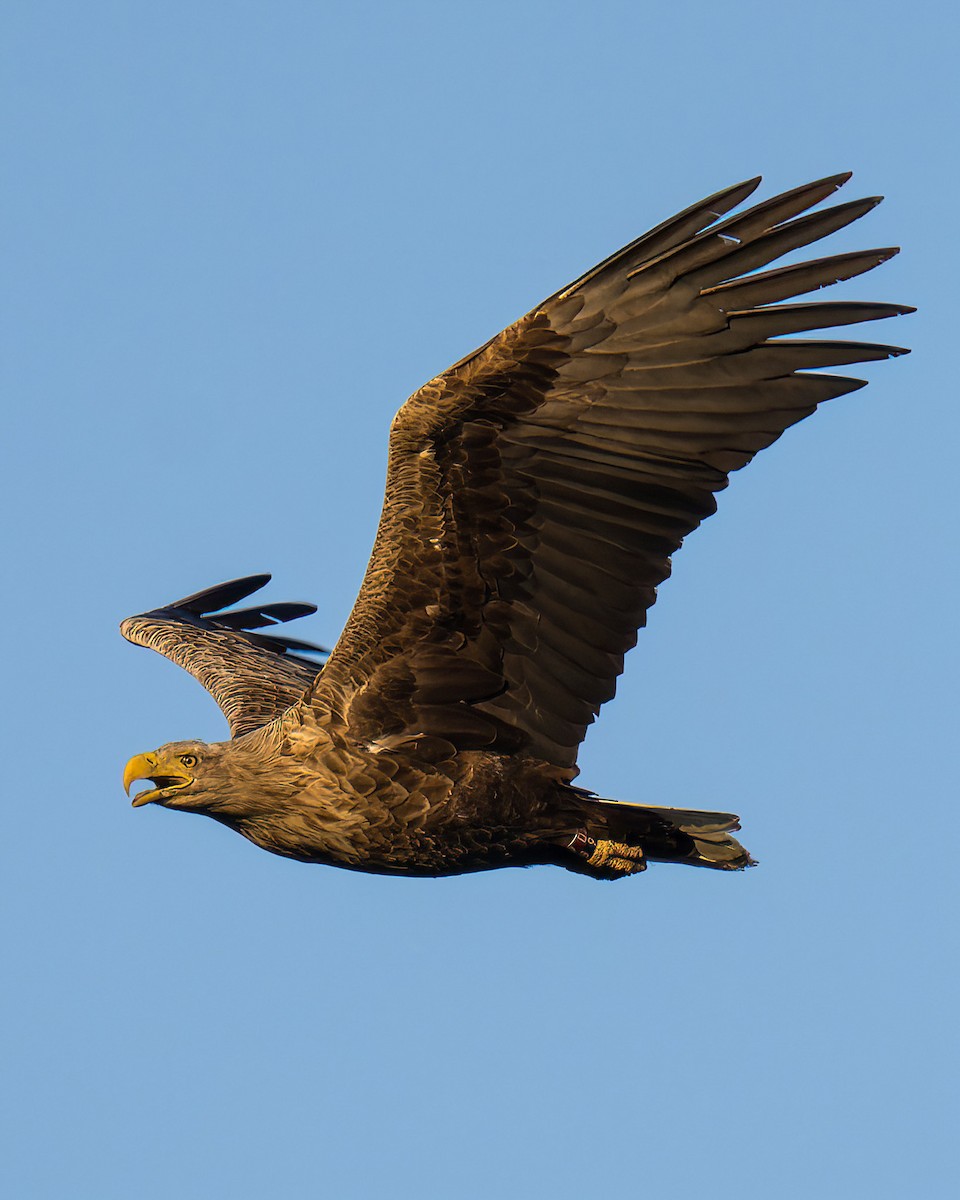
[122,173,910,880]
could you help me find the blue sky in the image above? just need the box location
[2,2,956,1197]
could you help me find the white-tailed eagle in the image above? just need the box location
[122,174,910,879]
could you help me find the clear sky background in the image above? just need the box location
[2,2,956,1197]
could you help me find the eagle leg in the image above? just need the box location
[566,829,647,877]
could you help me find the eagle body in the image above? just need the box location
[127,721,742,879]
[203,732,580,877]
[122,173,910,880]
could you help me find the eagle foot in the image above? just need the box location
[567,831,646,875]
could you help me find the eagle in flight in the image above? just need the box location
[123,173,910,880]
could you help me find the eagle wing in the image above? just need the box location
[309,173,911,769]
[121,575,328,737]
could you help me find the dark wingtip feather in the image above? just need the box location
[821,194,883,223]
[163,576,324,655]
[172,574,273,614]
[798,170,854,196]
[262,602,319,621]
[253,632,331,656]
[713,175,763,205]
[838,376,868,393]
[838,301,915,319]
[214,601,319,630]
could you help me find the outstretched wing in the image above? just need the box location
[306,173,911,771]
[121,575,328,737]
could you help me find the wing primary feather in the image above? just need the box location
[215,602,319,630]
[250,633,330,656]
[704,248,901,307]
[171,574,273,615]
[555,176,764,300]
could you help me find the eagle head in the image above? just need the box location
[123,740,222,811]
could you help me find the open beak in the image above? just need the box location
[123,752,192,807]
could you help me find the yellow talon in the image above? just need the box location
[586,839,645,873]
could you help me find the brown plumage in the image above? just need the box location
[122,173,911,880]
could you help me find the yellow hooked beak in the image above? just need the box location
[123,752,193,807]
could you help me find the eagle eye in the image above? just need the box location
[180,754,198,769]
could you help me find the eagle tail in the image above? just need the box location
[564,797,755,878]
